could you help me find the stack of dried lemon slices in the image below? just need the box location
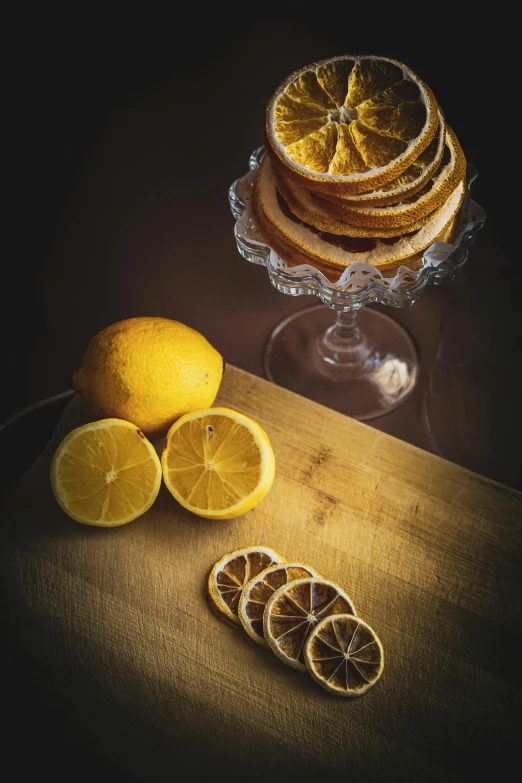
[208,546,384,698]
[251,54,466,280]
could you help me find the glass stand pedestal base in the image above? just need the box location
[264,304,419,420]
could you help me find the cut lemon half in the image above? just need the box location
[161,408,276,520]
[208,546,284,626]
[266,54,439,195]
[304,614,384,697]
[238,562,321,645]
[263,577,356,671]
[252,156,464,272]
[50,418,162,526]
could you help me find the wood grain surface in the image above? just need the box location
[1,365,521,782]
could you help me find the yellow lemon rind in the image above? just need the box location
[72,317,224,439]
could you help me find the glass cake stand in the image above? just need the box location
[228,147,486,420]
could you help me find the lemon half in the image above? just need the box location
[51,418,162,526]
[161,408,276,520]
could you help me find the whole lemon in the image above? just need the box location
[72,317,224,437]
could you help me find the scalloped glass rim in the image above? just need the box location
[229,147,486,311]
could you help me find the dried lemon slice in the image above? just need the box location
[311,127,466,229]
[252,156,464,272]
[318,110,446,207]
[238,562,321,645]
[304,614,384,697]
[50,418,162,526]
[208,546,284,626]
[252,186,457,281]
[274,164,438,238]
[266,55,439,195]
[263,577,356,671]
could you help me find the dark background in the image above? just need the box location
[3,13,520,782]
[5,14,518,426]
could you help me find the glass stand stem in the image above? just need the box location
[316,310,373,378]
[265,304,419,420]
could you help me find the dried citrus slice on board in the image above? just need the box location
[238,562,321,645]
[50,419,162,526]
[252,156,464,272]
[304,614,384,697]
[263,577,356,671]
[208,546,284,626]
[161,408,275,520]
[266,55,439,195]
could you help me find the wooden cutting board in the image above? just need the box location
[1,365,520,782]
